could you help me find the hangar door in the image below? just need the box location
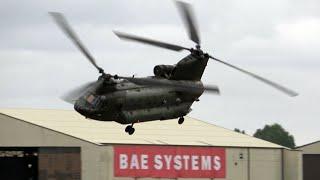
[38,147,81,180]
[0,147,80,180]
[0,147,38,180]
[303,154,320,180]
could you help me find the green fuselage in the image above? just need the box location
[74,79,204,124]
[74,53,209,124]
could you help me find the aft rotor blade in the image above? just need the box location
[175,1,200,45]
[209,55,298,97]
[61,81,96,104]
[49,12,104,73]
[114,31,190,52]
[120,77,220,95]
[203,85,220,94]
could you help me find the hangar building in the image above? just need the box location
[296,140,320,180]
[0,108,302,180]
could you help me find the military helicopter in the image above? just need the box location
[50,1,298,135]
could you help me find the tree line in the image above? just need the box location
[234,123,295,149]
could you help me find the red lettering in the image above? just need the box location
[114,145,225,178]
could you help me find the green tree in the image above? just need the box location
[234,128,246,134]
[253,123,295,148]
[234,128,241,133]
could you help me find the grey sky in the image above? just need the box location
[0,0,319,145]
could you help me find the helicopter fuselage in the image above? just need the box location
[74,53,209,124]
[74,79,204,124]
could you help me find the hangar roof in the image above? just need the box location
[0,108,284,148]
[296,140,320,154]
[296,140,320,149]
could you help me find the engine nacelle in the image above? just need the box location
[153,65,175,78]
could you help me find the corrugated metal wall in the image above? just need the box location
[106,146,301,180]
[38,147,81,180]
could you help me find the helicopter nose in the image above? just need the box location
[74,102,85,115]
[74,99,101,117]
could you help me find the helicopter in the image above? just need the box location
[50,1,298,135]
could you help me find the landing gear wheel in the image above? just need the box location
[178,117,184,124]
[125,125,135,135]
[128,127,135,135]
[125,125,131,133]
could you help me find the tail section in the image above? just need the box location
[170,54,209,81]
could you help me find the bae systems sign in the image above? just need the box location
[114,145,226,178]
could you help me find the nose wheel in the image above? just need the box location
[125,124,135,135]
[178,117,184,124]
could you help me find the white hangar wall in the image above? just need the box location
[0,113,107,180]
[283,149,303,180]
[0,109,302,180]
[108,147,300,180]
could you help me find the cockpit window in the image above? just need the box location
[86,94,95,104]
[86,94,101,106]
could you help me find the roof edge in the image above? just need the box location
[190,117,287,149]
[0,112,102,146]
[295,140,320,149]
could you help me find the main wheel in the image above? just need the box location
[128,127,135,135]
[125,125,131,133]
[178,117,184,124]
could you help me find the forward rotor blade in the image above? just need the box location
[114,31,190,51]
[120,76,220,95]
[209,55,298,97]
[61,81,96,104]
[49,12,104,73]
[175,1,200,45]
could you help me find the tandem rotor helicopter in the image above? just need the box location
[50,1,298,135]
